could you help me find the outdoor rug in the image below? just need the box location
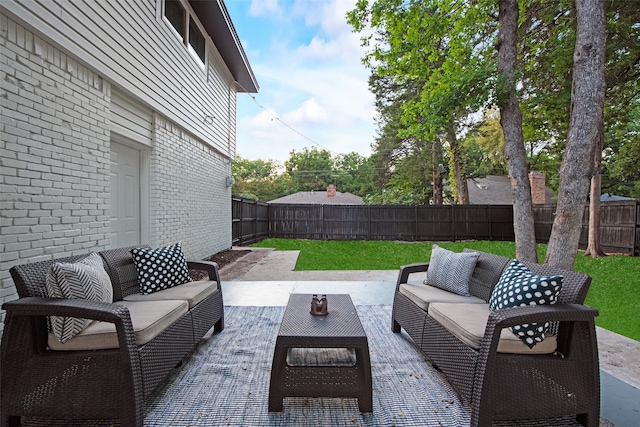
[143,305,588,427]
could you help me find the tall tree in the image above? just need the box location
[545,0,606,269]
[334,152,376,196]
[285,147,336,192]
[497,0,538,262]
[348,0,495,205]
[232,155,292,202]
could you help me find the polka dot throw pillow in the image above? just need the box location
[131,242,192,294]
[489,259,563,348]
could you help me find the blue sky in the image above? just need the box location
[225,0,376,164]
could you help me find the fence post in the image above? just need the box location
[321,204,325,240]
[635,200,639,256]
[450,204,455,241]
[414,205,418,241]
[240,199,244,246]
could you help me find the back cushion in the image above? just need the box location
[520,261,591,305]
[99,245,150,300]
[463,249,511,302]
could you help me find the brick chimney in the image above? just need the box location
[529,171,546,204]
[327,184,336,198]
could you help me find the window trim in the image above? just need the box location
[162,0,206,70]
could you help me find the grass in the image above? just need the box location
[252,238,640,342]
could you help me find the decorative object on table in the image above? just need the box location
[310,294,328,316]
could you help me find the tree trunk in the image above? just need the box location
[545,0,606,270]
[584,130,606,257]
[446,122,469,204]
[432,140,443,205]
[497,0,538,263]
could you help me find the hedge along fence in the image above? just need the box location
[232,197,640,256]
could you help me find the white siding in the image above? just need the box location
[110,88,153,147]
[2,0,238,158]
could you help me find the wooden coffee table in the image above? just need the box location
[268,293,373,412]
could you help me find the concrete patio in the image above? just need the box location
[219,247,640,427]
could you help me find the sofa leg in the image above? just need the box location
[214,316,224,332]
[576,412,598,427]
[4,415,20,427]
[391,318,401,333]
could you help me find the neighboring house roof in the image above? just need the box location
[269,191,363,205]
[467,175,555,205]
[600,193,637,202]
[189,0,258,93]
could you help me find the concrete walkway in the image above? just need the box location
[220,248,640,427]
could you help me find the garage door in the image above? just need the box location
[110,142,141,248]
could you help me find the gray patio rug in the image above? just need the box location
[143,305,587,427]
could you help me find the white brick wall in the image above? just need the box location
[151,115,232,260]
[1,13,235,339]
[1,15,111,333]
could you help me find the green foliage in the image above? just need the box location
[348,0,498,205]
[252,238,640,341]
[334,152,377,196]
[362,188,428,205]
[349,0,640,205]
[231,155,294,202]
[285,147,336,192]
[282,147,377,196]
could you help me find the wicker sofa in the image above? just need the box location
[1,245,224,427]
[392,249,600,427]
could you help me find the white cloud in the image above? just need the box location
[283,98,329,124]
[234,0,376,163]
[249,0,280,16]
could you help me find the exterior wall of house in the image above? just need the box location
[1,14,113,333]
[0,2,239,336]
[1,0,238,158]
[151,116,232,259]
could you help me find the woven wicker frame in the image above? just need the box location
[269,294,373,413]
[2,246,224,427]
[391,250,600,427]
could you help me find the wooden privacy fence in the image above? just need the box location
[231,196,269,246]
[232,197,640,255]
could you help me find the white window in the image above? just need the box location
[164,0,206,68]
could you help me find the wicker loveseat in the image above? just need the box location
[392,249,600,427]
[1,245,224,427]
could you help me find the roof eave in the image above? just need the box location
[189,0,259,93]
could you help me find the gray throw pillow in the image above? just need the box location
[424,244,480,296]
[46,252,114,343]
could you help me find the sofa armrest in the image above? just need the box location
[1,297,144,426]
[2,297,139,350]
[471,304,600,425]
[395,262,430,291]
[187,260,220,283]
[480,304,599,351]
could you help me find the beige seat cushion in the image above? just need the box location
[399,283,486,311]
[48,299,188,351]
[428,302,557,355]
[124,280,218,309]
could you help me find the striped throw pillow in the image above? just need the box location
[46,252,114,343]
[424,244,480,296]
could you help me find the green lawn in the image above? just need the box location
[252,238,640,342]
